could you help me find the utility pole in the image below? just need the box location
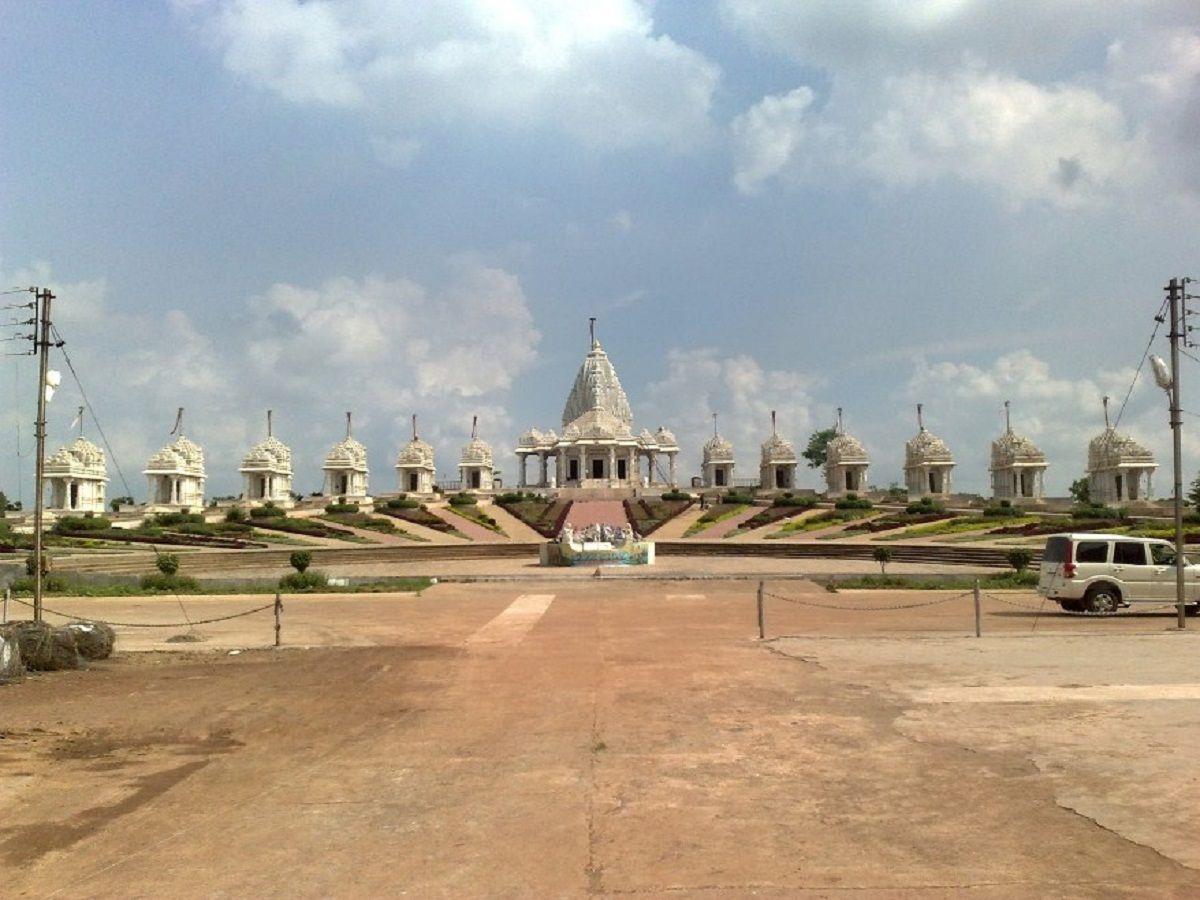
[1166,277,1187,630]
[31,288,55,624]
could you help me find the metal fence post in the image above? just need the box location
[973,579,982,638]
[274,592,282,648]
[757,581,765,640]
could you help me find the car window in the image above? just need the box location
[1075,541,1108,563]
[1151,544,1176,565]
[1114,542,1148,565]
[1043,537,1069,562]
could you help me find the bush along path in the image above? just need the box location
[428,504,505,542]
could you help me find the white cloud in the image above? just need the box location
[182,0,720,154]
[639,349,820,483]
[0,261,540,498]
[731,86,818,194]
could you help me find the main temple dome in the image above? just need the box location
[561,336,633,429]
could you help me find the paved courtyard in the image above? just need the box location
[2,580,1198,897]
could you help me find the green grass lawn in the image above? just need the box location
[825,570,1038,591]
[874,515,1040,541]
[684,503,748,537]
[767,509,874,539]
[444,504,507,535]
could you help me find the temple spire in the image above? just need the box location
[267,409,273,438]
[471,415,478,440]
[412,413,419,441]
[713,412,719,437]
[171,407,184,436]
[345,411,352,439]
[77,406,85,438]
[1103,395,1111,429]
[1004,400,1011,434]
[589,316,598,350]
[916,403,924,431]
[771,409,777,436]
[837,407,844,434]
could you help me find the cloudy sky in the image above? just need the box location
[2,1,1199,501]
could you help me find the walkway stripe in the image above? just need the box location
[466,594,556,648]
[912,684,1200,704]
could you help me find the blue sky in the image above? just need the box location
[2,1,1199,501]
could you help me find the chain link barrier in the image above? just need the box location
[8,594,276,628]
[979,590,1184,616]
[764,588,974,613]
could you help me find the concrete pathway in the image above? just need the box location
[481,502,546,542]
[647,505,705,540]
[564,500,629,530]
[429,505,506,543]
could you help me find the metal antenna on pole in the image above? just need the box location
[31,288,56,624]
[1166,277,1187,629]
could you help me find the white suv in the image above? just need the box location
[1037,533,1200,614]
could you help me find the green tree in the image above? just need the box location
[1068,478,1091,505]
[1005,548,1033,573]
[802,428,839,469]
[1188,472,1200,510]
[155,553,180,576]
[289,550,312,573]
[872,546,892,575]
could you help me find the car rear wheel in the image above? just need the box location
[1083,584,1121,615]
[1060,599,1084,613]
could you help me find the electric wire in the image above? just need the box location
[1112,295,1169,430]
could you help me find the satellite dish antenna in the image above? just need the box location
[1150,355,1173,391]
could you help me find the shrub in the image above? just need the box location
[54,514,113,533]
[905,496,945,515]
[155,553,181,576]
[10,574,68,594]
[834,493,874,510]
[872,546,892,574]
[448,493,477,507]
[723,491,755,505]
[773,494,818,509]
[224,505,246,523]
[982,500,1022,518]
[150,512,205,527]
[249,503,286,519]
[1005,548,1034,573]
[660,490,691,501]
[324,502,360,514]
[885,485,908,502]
[109,495,133,512]
[386,495,420,509]
[289,550,312,573]
[139,572,198,592]
[1070,503,1126,521]
[279,570,328,591]
[25,552,50,577]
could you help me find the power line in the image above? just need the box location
[1112,294,1169,429]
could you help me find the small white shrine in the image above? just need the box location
[459,416,495,492]
[702,414,735,488]
[44,416,108,513]
[239,410,294,508]
[144,409,206,508]
[825,408,870,497]
[904,404,955,497]
[1087,396,1156,504]
[517,320,680,489]
[323,412,370,500]
[990,401,1047,501]
[396,414,436,495]
[759,410,797,491]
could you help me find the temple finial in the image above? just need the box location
[1103,395,1110,429]
[346,411,352,439]
[713,412,719,437]
[171,407,184,436]
[589,316,597,349]
[1004,400,1011,433]
[837,407,844,434]
[412,413,418,441]
[267,409,273,438]
[916,403,924,431]
[771,409,777,436]
[471,415,478,440]
[77,406,85,437]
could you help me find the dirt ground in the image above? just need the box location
[2,580,1198,897]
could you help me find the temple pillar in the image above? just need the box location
[518,452,527,488]
[607,446,616,483]
[539,453,548,487]
[668,453,677,487]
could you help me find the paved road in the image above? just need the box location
[3,582,1197,897]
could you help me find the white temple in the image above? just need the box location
[239,410,294,508]
[516,319,679,490]
[702,414,735,488]
[990,401,1047,501]
[45,413,108,513]
[1087,396,1156,504]
[396,414,436,495]
[459,416,495,492]
[904,404,955,497]
[144,409,206,509]
[825,408,870,497]
[759,410,797,491]
[323,412,370,500]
